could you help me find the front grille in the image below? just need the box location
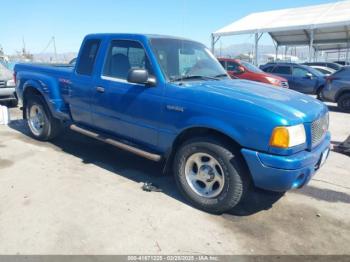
[281,81,289,88]
[311,113,329,147]
[0,81,5,88]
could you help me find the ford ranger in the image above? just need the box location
[14,34,331,213]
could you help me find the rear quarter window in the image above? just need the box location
[76,39,101,76]
[263,66,274,72]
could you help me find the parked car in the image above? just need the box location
[14,34,330,213]
[218,58,288,88]
[303,62,343,71]
[322,66,350,112]
[0,62,18,107]
[260,62,326,97]
[309,66,336,76]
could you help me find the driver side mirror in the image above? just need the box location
[305,72,313,79]
[127,68,156,86]
[235,66,245,74]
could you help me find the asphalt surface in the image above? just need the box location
[0,103,349,255]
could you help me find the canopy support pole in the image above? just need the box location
[346,32,350,63]
[211,34,220,54]
[272,40,279,62]
[309,29,314,62]
[254,33,263,65]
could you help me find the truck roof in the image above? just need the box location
[84,33,192,41]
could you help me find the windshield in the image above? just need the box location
[150,38,227,81]
[240,61,263,73]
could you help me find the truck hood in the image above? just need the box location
[184,79,327,124]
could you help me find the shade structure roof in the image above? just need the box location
[213,0,350,47]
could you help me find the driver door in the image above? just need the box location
[91,39,163,149]
[292,66,317,94]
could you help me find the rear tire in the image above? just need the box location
[173,137,249,214]
[337,93,350,113]
[25,94,62,140]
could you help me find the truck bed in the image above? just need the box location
[15,63,73,78]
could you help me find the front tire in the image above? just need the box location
[337,93,350,113]
[25,95,62,140]
[173,137,249,214]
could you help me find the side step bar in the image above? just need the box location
[70,124,162,162]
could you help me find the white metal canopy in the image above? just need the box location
[212,0,350,64]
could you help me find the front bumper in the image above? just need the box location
[241,132,331,192]
[0,87,16,101]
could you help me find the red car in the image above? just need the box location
[218,58,289,88]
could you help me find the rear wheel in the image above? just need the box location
[25,95,62,140]
[173,137,249,214]
[337,93,350,113]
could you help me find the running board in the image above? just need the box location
[70,124,162,162]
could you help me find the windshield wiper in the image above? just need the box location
[170,75,220,82]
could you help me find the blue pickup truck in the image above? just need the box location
[14,34,331,213]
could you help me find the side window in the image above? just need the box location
[226,62,239,72]
[219,60,226,68]
[76,39,101,76]
[273,66,291,75]
[293,67,309,77]
[103,40,153,80]
[263,66,274,73]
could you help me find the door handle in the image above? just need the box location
[96,86,105,93]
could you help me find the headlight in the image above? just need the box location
[265,76,280,86]
[6,79,15,87]
[269,124,306,148]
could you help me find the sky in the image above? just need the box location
[0,0,337,54]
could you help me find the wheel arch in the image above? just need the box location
[163,126,247,175]
[335,89,350,102]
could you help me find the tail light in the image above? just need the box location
[326,76,336,84]
[13,72,17,84]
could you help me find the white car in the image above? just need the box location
[309,65,336,76]
[0,62,18,107]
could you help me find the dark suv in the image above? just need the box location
[260,63,326,97]
[322,66,350,112]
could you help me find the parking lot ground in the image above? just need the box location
[0,105,349,255]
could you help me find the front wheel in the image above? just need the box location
[338,93,350,113]
[173,137,249,214]
[25,95,62,140]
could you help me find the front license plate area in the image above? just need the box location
[316,148,330,170]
